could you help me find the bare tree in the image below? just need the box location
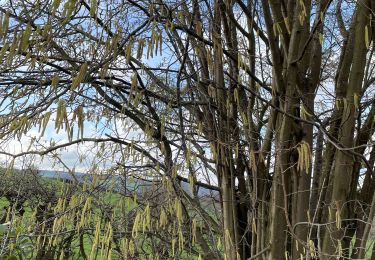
[0,0,374,259]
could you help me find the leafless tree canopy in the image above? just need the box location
[0,0,375,259]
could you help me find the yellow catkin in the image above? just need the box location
[365,25,369,49]
[51,74,60,89]
[192,218,197,244]
[90,0,97,16]
[71,63,88,90]
[20,23,32,51]
[2,12,9,40]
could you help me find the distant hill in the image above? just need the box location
[38,170,218,197]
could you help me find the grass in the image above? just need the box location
[4,174,372,259]
[0,175,128,259]
[0,170,205,259]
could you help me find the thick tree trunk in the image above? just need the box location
[221,167,237,260]
[268,100,295,259]
[322,2,369,257]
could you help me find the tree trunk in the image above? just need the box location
[322,2,369,257]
